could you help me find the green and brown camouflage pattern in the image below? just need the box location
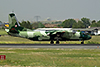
[5,12,92,42]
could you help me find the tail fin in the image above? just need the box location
[8,12,24,33]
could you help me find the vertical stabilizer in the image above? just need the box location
[8,12,23,33]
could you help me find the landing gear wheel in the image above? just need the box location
[50,40,54,44]
[81,41,84,44]
[56,41,59,44]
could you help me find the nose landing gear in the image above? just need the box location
[81,40,84,44]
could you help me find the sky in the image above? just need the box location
[0,0,100,22]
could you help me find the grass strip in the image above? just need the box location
[0,48,100,67]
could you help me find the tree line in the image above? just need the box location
[19,21,45,29]
[58,18,100,28]
[2,17,100,29]
[12,18,100,29]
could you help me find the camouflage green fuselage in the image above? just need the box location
[7,29,89,41]
[6,12,91,42]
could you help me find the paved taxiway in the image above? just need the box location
[0,44,100,49]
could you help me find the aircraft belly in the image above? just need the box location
[27,32,34,38]
[8,32,20,37]
[38,36,50,40]
[19,32,27,38]
[38,31,50,40]
[36,31,49,40]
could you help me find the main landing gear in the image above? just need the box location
[50,40,60,44]
[56,41,59,44]
[50,36,60,44]
[56,36,60,44]
[50,40,54,44]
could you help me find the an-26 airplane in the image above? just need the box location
[5,12,92,44]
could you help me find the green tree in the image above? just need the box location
[92,20,96,24]
[57,24,62,28]
[97,20,100,27]
[21,20,32,29]
[91,20,100,27]
[2,27,5,29]
[97,20,100,23]
[81,17,90,28]
[32,22,45,29]
[32,22,38,29]
[72,21,85,28]
[27,21,32,29]
[62,19,77,28]
[38,22,45,28]
[72,23,78,28]
[21,20,27,27]
[90,23,98,27]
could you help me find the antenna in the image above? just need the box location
[12,10,14,13]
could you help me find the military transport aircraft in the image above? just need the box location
[5,12,92,44]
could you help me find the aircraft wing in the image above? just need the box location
[51,30,66,35]
[46,30,67,40]
[46,30,66,35]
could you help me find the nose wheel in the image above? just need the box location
[81,40,84,44]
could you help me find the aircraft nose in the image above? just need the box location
[89,37,91,39]
[88,35,92,39]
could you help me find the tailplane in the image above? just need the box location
[8,12,24,33]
